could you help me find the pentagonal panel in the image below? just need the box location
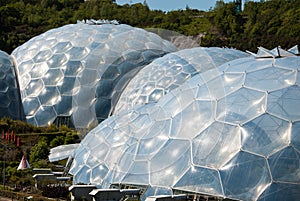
[73,165,92,185]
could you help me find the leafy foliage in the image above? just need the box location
[0,117,79,192]
[29,137,49,163]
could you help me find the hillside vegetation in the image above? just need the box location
[0,0,299,54]
[0,117,79,191]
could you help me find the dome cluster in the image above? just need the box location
[70,46,300,201]
[0,21,299,201]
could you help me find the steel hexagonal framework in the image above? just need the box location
[70,48,300,201]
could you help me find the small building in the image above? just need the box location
[32,169,71,189]
[32,174,57,188]
[89,189,141,201]
[69,185,97,201]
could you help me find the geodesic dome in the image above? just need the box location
[11,22,176,130]
[114,47,249,114]
[0,50,24,120]
[69,46,300,201]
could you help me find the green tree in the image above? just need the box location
[50,136,65,147]
[29,137,49,163]
[64,132,79,144]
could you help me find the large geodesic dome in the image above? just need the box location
[11,21,176,130]
[114,47,249,114]
[0,50,24,120]
[69,46,300,201]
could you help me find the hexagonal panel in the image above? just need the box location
[22,97,40,116]
[0,81,8,93]
[47,53,68,67]
[52,42,72,53]
[193,122,241,168]
[38,87,61,106]
[65,61,84,76]
[34,105,57,126]
[30,62,49,79]
[268,146,300,183]
[267,85,300,121]
[174,166,223,197]
[42,69,64,86]
[220,151,271,200]
[25,79,44,97]
[149,139,190,187]
[32,49,52,63]
[245,66,296,92]
[241,114,290,156]
[217,88,267,124]
[68,47,89,60]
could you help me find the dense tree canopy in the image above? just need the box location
[0,0,299,53]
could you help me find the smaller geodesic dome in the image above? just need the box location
[0,50,24,120]
[69,46,300,201]
[114,47,249,114]
[145,28,201,50]
[11,21,176,130]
